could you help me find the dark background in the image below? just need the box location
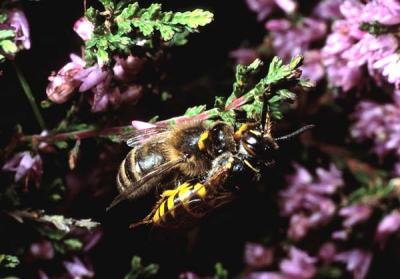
[0,1,314,278]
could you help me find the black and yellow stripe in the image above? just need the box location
[117,149,138,193]
[151,182,210,227]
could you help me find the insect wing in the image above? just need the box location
[107,157,185,211]
[117,126,170,147]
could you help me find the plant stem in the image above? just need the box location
[21,125,131,144]
[14,62,46,131]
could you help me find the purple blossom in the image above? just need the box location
[279,247,317,279]
[266,18,326,62]
[339,204,373,228]
[245,272,283,279]
[30,240,54,260]
[280,163,343,240]
[334,249,372,279]
[179,272,201,279]
[63,257,94,278]
[131,120,156,130]
[113,55,146,83]
[3,151,43,188]
[313,0,343,20]
[322,0,400,91]
[351,93,400,159]
[73,17,94,41]
[318,242,337,263]
[246,0,297,21]
[46,54,86,104]
[375,210,400,248]
[244,242,274,268]
[7,9,31,50]
[230,48,259,66]
[300,50,325,82]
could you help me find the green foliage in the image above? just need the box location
[84,1,213,65]
[0,254,19,269]
[184,105,207,117]
[227,58,264,107]
[0,29,17,63]
[124,256,159,279]
[214,262,228,279]
[360,21,390,35]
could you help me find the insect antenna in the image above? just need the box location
[273,124,315,141]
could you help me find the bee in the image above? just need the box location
[107,120,237,210]
[130,122,314,229]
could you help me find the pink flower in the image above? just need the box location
[318,242,337,263]
[245,272,283,279]
[362,0,400,25]
[113,55,146,83]
[3,151,43,187]
[244,242,274,268]
[30,240,54,260]
[375,210,400,248]
[351,94,400,159]
[301,50,325,82]
[339,204,373,228]
[7,9,31,50]
[73,17,94,41]
[246,0,297,21]
[334,249,372,279]
[131,120,156,130]
[280,247,317,279]
[46,54,86,104]
[266,18,326,62]
[280,164,343,240]
[313,0,343,20]
[230,48,259,66]
[63,257,94,278]
[75,64,108,92]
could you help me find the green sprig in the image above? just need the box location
[85,1,213,65]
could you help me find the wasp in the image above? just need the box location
[108,120,237,210]
[129,122,313,229]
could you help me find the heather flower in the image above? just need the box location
[245,272,283,279]
[3,151,43,187]
[131,120,156,130]
[266,18,326,62]
[73,17,94,41]
[7,9,31,50]
[334,249,372,279]
[279,247,317,279]
[313,0,343,20]
[280,164,343,240]
[63,257,94,278]
[244,242,274,269]
[30,240,54,260]
[230,48,259,66]
[351,93,400,159]
[300,50,325,82]
[339,204,373,228]
[375,210,400,248]
[322,0,400,91]
[318,242,337,263]
[179,272,201,279]
[46,54,86,104]
[246,0,297,21]
[113,55,146,82]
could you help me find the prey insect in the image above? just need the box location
[128,120,314,229]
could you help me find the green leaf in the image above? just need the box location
[124,256,159,279]
[0,29,14,40]
[184,105,206,117]
[63,238,83,251]
[214,262,228,279]
[0,39,18,54]
[0,11,8,24]
[171,9,214,28]
[0,255,19,269]
[54,141,68,149]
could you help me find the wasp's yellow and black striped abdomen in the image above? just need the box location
[133,153,239,229]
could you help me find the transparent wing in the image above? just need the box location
[116,126,170,147]
[107,157,185,211]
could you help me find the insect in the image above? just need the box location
[108,120,237,210]
[126,120,314,229]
